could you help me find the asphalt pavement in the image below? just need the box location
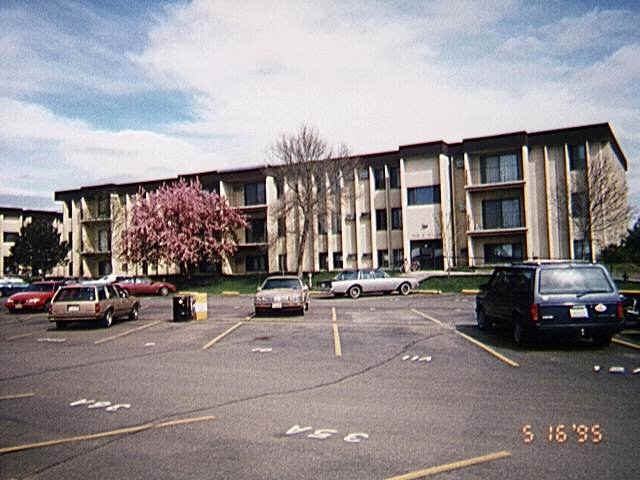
[1,293,639,479]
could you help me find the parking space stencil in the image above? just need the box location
[285,424,369,443]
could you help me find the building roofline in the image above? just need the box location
[53,122,628,197]
[0,206,62,218]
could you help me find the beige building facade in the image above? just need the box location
[0,207,64,277]
[54,123,629,278]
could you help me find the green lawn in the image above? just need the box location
[419,275,491,292]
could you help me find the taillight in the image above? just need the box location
[616,302,624,320]
[95,303,101,314]
[530,304,540,322]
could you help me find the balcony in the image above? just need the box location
[465,164,524,192]
[467,211,526,237]
[81,215,112,224]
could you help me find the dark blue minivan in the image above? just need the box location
[476,261,624,346]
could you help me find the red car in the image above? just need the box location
[114,277,176,296]
[4,281,66,313]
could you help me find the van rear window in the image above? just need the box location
[538,267,613,295]
[55,288,96,302]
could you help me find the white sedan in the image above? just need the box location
[327,269,420,299]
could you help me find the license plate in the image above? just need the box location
[15,304,22,309]
[570,306,588,319]
[272,302,282,309]
[67,305,80,312]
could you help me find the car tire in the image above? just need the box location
[102,310,114,328]
[477,308,491,331]
[129,304,139,321]
[159,287,169,296]
[299,307,305,316]
[305,302,309,311]
[592,333,612,347]
[513,320,527,346]
[55,321,67,330]
[398,282,411,296]
[348,285,362,299]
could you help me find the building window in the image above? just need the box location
[391,208,402,230]
[244,182,266,206]
[317,214,327,234]
[373,167,385,190]
[246,254,267,272]
[97,197,110,218]
[569,144,586,170]
[277,217,285,237]
[98,229,110,252]
[573,240,591,260]
[331,212,342,234]
[482,198,522,229]
[483,242,523,263]
[278,254,287,272]
[377,249,389,268]
[389,166,400,189]
[333,252,343,269]
[407,186,441,205]
[319,252,328,270]
[571,192,588,218]
[376,209,387,231]
[3,232,19,243]
[480,152,521,183]
[246,219,266,243]
[392,249,404,270]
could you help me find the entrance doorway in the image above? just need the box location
[410,240,444,270]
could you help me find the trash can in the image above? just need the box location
[172,295,193,321]
[178,291,207,320]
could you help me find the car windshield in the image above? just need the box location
[55,287,96,302]
[538,267,613,295]
[262,279,301,290]
[335,271,358,281]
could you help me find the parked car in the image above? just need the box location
[3,281,66,312]
[0,277,30,297]
[114,277,176,296]
[326,269,420,299]
[254,275,309,316]
[622,291,640,328]
[49,282,139,329]
[475,261,624,346]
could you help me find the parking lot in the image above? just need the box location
[1,293,639,479]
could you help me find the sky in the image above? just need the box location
[1,0,639,217]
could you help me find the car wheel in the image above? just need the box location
[299,307,305,316]
[102,310,114,328]
[55,321,67,330]
[129,304,139,321]
[477,308,491,331]
[513,320,527,346]
[348,285,362,299]
[592,333,612,347]
[159,287,169,296]
[305,301,309,311]
[398,282,411,296]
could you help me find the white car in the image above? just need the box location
[328,269,420,299]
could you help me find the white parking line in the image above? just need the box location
[332,307,342,357]
[386,450,512,479]
[94,321,162,345]
[0,392,35,401]
[202,322,243,350]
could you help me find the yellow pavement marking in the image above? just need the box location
[202,322,243,350]
[612,337,640,350]
[6,332,36,341]
[0,392,35,401]
[0,415,216,455]
[411,309,450,329]
[332,307,342,357]
[94,321,162,345]
[385,450,512,479]
[455,331,520,368]
[411,309,519,368]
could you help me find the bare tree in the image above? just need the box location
[571,147,630,259]
[269,124,359,274]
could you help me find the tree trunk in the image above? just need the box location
[296,216,310,275]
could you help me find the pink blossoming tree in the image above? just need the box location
[121,179,247,277]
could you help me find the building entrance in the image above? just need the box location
[410,240,443,270]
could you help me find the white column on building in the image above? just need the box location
[369,166,377,268]
[399,158,409,272]
[340,169,349,267]
[265,175,278,272]
[311,174,320,271]
[218,181,233,274]
[521,145,534,261]
[584,140,596,262]
[563,144,575,259]
[543,145,554,260]
[438,154,453,270]
[464,152,475,267]
[353,168,361,269]
[326,172,334,271]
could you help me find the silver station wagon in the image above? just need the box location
[49,282,140,329]
[327,269,420,299]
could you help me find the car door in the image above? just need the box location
[359,270,375,293]
[483,269,511,322]
[106,284,123,317]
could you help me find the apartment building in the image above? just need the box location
[0,207,64,277]
[54,123,628,278]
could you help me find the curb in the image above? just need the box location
[414,289,442,295]
[461,289,480,295]
[221,291,240,296]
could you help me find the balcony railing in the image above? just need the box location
[471,212,523,231]
[467,165,523,186]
